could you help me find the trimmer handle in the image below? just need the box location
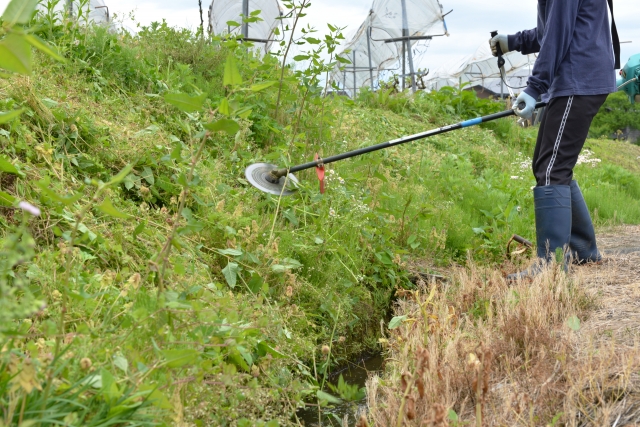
[491,30,506,68]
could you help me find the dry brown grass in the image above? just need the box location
[366,226,640,427]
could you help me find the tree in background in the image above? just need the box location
[590,92,640,143]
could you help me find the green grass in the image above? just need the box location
[0,9,639,426]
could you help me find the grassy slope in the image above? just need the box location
[1,21,640,426]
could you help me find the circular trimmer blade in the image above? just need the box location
[245,163,299,196]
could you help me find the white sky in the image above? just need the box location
[2,0,639,75]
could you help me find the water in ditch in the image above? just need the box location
[296,354,384,426]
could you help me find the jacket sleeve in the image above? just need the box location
[508,29,540,55]
[521,0,581,100]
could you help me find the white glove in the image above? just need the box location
[490,34,509,57]
[514,92,536,119]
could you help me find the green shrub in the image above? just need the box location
[590,91,640,139]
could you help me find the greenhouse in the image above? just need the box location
[62,0,110,24]
[425,43,537,98]
[331,0,449,97]
[207,0,284,54]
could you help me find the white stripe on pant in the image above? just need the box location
[545,95,574,186]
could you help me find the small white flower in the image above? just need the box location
[510,176,521,180]
[18,201,41,217]
[516,206,522,212]
[329,208,337,217]
[576,150,601,167]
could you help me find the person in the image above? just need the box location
[490,0,620,280]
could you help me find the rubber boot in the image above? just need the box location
[568,180,602,264]
[507,185,572,282]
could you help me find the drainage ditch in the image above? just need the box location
[296,353,385,426]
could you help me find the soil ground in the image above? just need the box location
[571,225,640,426]
[581,225,640,345]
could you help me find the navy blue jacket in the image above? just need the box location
[508,0,617,101]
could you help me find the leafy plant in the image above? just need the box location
[328,374,366,402]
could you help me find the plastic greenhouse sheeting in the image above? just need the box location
[371,0,447,42]
[37,1,110,24]
[208,0,284,53]
[330,13,400,96]
[331,0,448,96]
[425,43,536,96]
[65,0,110,24]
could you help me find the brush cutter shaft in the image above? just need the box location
[287,102,546,174]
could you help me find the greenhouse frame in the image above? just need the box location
[331,0,450,97]
[208,0,285,54]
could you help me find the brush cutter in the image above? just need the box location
[491,30,516,99]
[245,102,546,195]
[247,50,640,196]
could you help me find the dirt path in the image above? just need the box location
[582,226,640,346]
[581,226,640,345]
[567,226,640,426]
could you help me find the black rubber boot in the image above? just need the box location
[507,185,572,282]
[569,180,601,264]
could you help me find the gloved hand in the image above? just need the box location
[489,34,509,57]
[513,91,536,119]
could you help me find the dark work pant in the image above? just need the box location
[532,94,607,187]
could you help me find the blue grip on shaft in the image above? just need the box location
[461,117,482,128]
